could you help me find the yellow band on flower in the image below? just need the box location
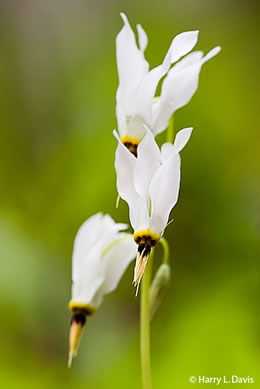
[68,301,96,316]
[121,135,141,156]
[133,230,160,247]
[121,135,141,145]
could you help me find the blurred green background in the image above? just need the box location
[0,0,259,388]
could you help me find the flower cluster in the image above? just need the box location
[68,12,220,365]
[116,13,220,152]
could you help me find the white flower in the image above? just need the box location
[116,12,220,151]
[69,212,136,312]
[68,212,136,366]
[114,127,192,285]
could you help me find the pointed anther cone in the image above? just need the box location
[133,244,151,293]
[68,312,86,368]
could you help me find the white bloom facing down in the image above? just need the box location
[68,213,136,367]
[114,126,192,286]
[69,212,136,313]
[116,13,220,145]
[114,127,192,239]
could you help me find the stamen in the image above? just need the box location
[132,230,160,292]
[135,281,140,297]
[133,243,151,292]
[68,312,87,368]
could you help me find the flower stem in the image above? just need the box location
[166,115,174,143]
[139,115,174,388]
[140,250,153,389]
[159,237,169,264]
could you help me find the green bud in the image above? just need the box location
[149,263,171,319]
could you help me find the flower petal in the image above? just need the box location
[201,46,221,64]
[170,30,199,63]
[129,195,150,232]
[114,130,150,231]
[161,142,174,162]
[71,213,131,306]
[116,105,128,137]
[116,13,149,127]
[92,236,137,307]
[72,243,105,305]
[133,127,161,199]
[152,46,221,134]
[114,130,137,207]
[172,50,203,71]
[174,127,193,152]
[131,62,171,128]
[72,213,103,275]
[71,213,109,304]
[128,114,148,139]
[137,23,148,52]
[149,151,181,235]
[129,31,193,129]
[72,212,128,281]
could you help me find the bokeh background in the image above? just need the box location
[0,0,259,388]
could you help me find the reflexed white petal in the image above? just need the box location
[116,105,128,137]
[132,61,172,126]
[114,130,137,207]
[161,142,174,162]
[201,46,221,64]
[129,195,150,232]
[152,46,221,134]
[100,213,128,237]
[173,50,203,72]
[92,214,128,256]
[153,52,203,121]
[72,213,103,280]
[112,221,129,233]
[114,129,150,232]
[71,212,133,307]
[116,13,149,116]
[72,244,105,305]
[169,30,199,63]
[130,31,187,126]
[92,236,137,307]
[134,127,161,199]
[72,212,128,283]
[72,213,106,282]
[150,52,201,132]
[128,114,147,139]
[137,24,148,53]
[174,128,193,152]
[149,151,181,235]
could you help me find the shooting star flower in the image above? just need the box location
[68,213,136,367]
[114,127,192,287]
[115,13,220,153]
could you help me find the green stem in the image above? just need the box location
[140,250,153,389]
[139,114,174,388]
[166,115,174,143]
[159,237,169,264]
